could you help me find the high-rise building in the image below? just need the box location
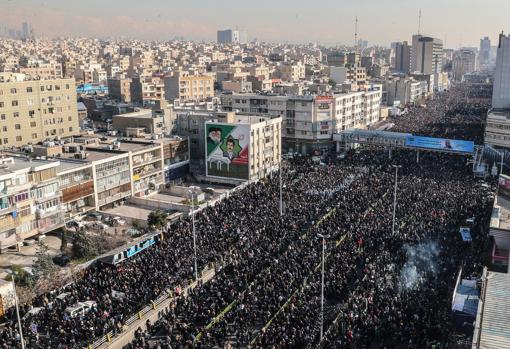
[452,49,478,81]
[411,35,443,74]
[21,22,29,39]
[217,29,247,44]
[480,36,492,69]
[394,41,411,73]
[492,34,510,109]
[0,73,79,148]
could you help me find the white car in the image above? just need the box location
[65,301,97,318]
[23,307,44,319]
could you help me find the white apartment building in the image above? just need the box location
[205,114,282,181]
[220,89,382,154]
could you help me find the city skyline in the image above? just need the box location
[1,0,509,47]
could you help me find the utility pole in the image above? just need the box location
[11,273,25,349]
[392,165,402,237]
[189,190,198,282]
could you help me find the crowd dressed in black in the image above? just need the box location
[0,84,494,349]
[391,84,490,144]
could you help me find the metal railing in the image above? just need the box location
[87,265,217,349]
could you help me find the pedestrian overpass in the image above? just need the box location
[333,129,483,173]
[332,129,412,152]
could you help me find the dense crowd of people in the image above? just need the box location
[0,83,495,348]
[391,84,490,144]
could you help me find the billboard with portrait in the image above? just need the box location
[405,136,474,154]
[206,123,250,180]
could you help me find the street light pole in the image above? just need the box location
[392,165,402,237]
[279,158,283,217]
[189,190,198,282]
[317,233,326,343]
[11,273,25,349]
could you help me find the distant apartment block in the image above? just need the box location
[217,29,248,44]
[164,72,215,102]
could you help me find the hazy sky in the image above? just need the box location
[1,0,509,48]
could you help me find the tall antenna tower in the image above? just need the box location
[354,16,358,50]
[418,9,422,34]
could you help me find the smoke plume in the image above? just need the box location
[399,241,440,291]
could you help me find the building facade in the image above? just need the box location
[220,89,382,154]
[394,41,411,73]
[0,73,79,148]
[453,50,478,81]
[205,114,282,181]
[217,29,247,44]
[492,34,510,110]
[411,35,444,74]
[0,157,63,250]
[164,72,215,102]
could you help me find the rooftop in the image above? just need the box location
[490,196,510,231]
[112,109,154,119]
[473,270,510,349]
[0,156,59,178]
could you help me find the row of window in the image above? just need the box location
[0,95,72,108]
[0,84,70,95]
[0,128,73,145]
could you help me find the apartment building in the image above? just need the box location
[0,157,63,250]
[485,110,510,150]
[206,114,282,181]
[275,62,306,82]
[57,161,95,220]
[18,62,63,80]
[128,142,165,197]
[164,72,215,102]
[0,73,79,148]
[330,65,367,84]
[107,77,132,103]
[163,136,190,185]
[220,90,382,154]
[385,78,427,106]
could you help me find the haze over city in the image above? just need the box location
[1,0,509,46]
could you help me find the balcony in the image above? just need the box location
[132,155,161,168]
[36,205,61,219]
[96,167,130,179]
[34,191,62,204]
[97,191,131,207]
[97,178,131,193]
